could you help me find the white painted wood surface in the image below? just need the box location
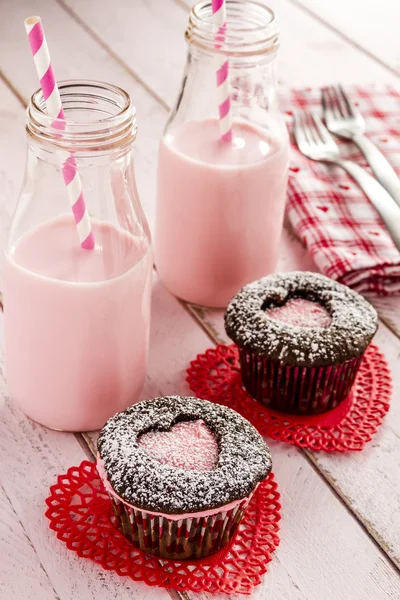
[0,483,57,600]
[0,0,399,599]
[292,0,400,75]
[0,355,171,600]
[189,302,400,565]
[87,270,400,600]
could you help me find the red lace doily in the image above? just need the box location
[45,461,281,595]
[187,344,392,452]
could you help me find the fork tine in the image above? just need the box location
[293,111,306,147]
[338,84,358,117]
[332,85,349,117]
[321,87,332,117]
[294,110,339,161]
[311,113,334,145]
[327,85,344,118]
[301,111,316,146]
[334,84,351,117]
[294,111,314,150]
[322,86,339,120]
[332,85,352,117]
[305,112,319,144]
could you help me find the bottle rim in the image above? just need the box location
[26,80,137,152]
[186,0,279,57]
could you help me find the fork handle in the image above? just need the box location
[352,134,400,208]
[338,159,400,252]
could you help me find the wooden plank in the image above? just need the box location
[0,368,171,600]
[43,0,400,354]
[250,0,399,86]
[367,295,400,339]
[0,483,58,600]
[188,229,400,568]
[0,73,171,599]
[0,1,399,598]
[0,30,197,597]
[0,0,168,232]
[3,274,399,600]
[1,256,398,600]
[194,437,400,600]
[85,285,400,600]
[60,0,400,107]
[57,0,188,107]
[288,0,400,76]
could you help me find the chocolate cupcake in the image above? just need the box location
[97,396,271,559]
[225,272,378,415]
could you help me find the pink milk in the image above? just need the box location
[3,216,152,431]
[155,118,289,307]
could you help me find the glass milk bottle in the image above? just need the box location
[155,1,289,308]
[3,81,152,431]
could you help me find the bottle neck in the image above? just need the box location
[186,0,280,60]
[167,2,282,139]
[26,80,137,157]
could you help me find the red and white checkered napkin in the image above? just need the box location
[281,85,400,296]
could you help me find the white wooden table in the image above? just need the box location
[0,1,399,599]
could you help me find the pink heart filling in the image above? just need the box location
[138,420,218,471]
[266,297,331,329]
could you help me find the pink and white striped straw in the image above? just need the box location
[24,16,95,250]
[212,0,232,142]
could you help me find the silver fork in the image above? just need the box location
[322,85,400,207]
[293,111,400,252]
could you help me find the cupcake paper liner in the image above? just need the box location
[239,347,363,415]
[109,495,250,560]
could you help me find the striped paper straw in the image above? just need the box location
[212,0,232,142]
[24,16,95,250]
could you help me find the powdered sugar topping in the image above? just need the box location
[225,271,378,367]
[97,396,272,514]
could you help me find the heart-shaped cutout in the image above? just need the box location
[317,205,329,213]
[266,298,331,329]
[138,420,218,471]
